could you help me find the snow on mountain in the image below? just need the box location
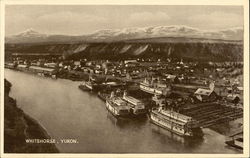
[87,25,243,41]
[90,29,121,39]
[5,25,243,43]
[14,28,48,38]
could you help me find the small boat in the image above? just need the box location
[78,81,92,91]
[122,91,147,116]
[78,80,104,92]
[106,92,130,118]
[51,74,57,79]
[78,75,104,91]
[85,81,94,90]
[150,107,203,137]
[97,91,109,101]
[225,131,243,150]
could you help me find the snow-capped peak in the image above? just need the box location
[6,25,243,44]
[15,28,47,38]
[89,25,205,38]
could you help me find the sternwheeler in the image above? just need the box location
[150,107,203,137]
[139,78,169,95]
[106,92,130,118]
[122,91,147,116]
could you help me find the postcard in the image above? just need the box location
[0,0,249,158]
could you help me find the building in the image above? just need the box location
[44,62,57,68]
[194,88,217,102]
[164,74,180,84]
[5,62,16,69]
[124,59,137,64]
[29,66,56,76]
[74,61,81,66]
[17,64,28,71]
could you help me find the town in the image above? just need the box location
[3,3,246,154]
[5,55,243,149]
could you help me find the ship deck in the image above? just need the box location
[151,110,187,126]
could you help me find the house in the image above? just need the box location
[227,94,240,104]
[81,67,89,72]
[94,69,102,74]
[37,61,45,67]
[125,62,138,67]
[44,62,57,68]
[194,88,217,102]
[164,74,180,84]
[59,62,64,67]
[73,61,81,66]
[17,64,28,71]
[236,87,243,94]
[5,62,16,69]
[190,78,208,86]
[124,59,137,64]
[31,62,39,66]
[88,68,94,74]
[227,86,243,95]
[17,60,24,64]
[86,61,92,66]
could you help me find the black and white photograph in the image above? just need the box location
[1,0,249,157]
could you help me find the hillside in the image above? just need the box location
[5,41,243,61]
[5,25,243,62]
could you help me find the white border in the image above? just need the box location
[0,0,249,158]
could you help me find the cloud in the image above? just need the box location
[34,11,108,34]
[5,14,33,35]
[126,12,171,26]
[6,11,109,35]
[5,6,243,36]
[188,11,243,29]
[37,11,107,25]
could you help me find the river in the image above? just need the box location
[4,69,241,153]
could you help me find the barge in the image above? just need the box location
[225,131,243,150]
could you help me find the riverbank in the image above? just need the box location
[4,79,59,153]
[6,68,243,138]
[4,69,242,153]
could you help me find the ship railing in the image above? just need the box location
[159,110,192,123]
[152,110,187,126]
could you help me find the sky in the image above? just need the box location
[5,5,244,36]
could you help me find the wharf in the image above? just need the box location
[181,102,243,128]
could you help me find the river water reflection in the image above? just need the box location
[5,69,241,153]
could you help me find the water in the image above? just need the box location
[4,69,241,153]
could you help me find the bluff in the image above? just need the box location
[5,40,243,61]
[4,79,59,153]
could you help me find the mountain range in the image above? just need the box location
[5,25,243,44]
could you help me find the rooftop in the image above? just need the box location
[194,88,213,96]
[29,66,55,72]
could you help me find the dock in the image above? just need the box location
[181,103,243,128]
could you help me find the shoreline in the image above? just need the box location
[5,68,242,137]
[4,70,243,153]
[4,79,59,153]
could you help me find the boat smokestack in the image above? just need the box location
[110,91,115,98]
[123,90,127,97]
